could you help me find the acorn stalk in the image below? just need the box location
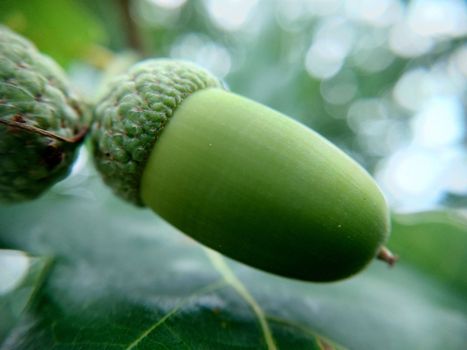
[92,59,392,282]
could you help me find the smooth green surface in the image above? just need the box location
[389,211,467,295]
[0,167,466,349]
[0,0,105,66]
[141,89,390,282]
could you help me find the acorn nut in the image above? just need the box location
[0,26,88,203]
[92,59,392,282]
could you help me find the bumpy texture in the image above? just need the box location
[91,59,222,205]
[0,26,87,202]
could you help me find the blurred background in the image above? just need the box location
[1,0,466,213]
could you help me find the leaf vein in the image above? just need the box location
[124,279,226,349]
[204,249,278,350]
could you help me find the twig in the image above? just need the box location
[377,246,398,267]
[0,119,88,143]
[118,0,144,54]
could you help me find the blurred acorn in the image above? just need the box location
[0,26,89,203]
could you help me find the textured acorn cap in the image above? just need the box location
[91,59,223,206]
[0,26,88,202]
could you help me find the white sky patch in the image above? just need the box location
[412,96,465,149]
[389,19,434,57]
[148,0,186,9]
[305,17,355,79]
[139,0,185,27]
[345,0,403,27]
[203,0,259,32]
[407,0,467,38]
[449,45,467,78]
[352,45,395,73]
[445,154,467,194]
[393,68,435,111]
[170,33,232,78]
[376,147,448,211]
[307,0,342,17]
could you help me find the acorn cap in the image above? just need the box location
[0,26,88,202]
[91,59,223,206]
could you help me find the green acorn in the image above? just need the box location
[92,59,394,282]
[0,26,88,203]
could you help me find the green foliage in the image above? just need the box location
[0,0,105,66]
[390,211,467,295]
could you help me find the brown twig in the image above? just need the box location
[0,119,88,143]
[377,246,398,267]
[118,0,144,54]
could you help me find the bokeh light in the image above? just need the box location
[47,0,467,213]
[170,33,232,78]
[203,0,259,32]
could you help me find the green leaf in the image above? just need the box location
[0,250,51,343]
[0,0,105,66]
[389,211,467,296]
[0,158,466,349]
